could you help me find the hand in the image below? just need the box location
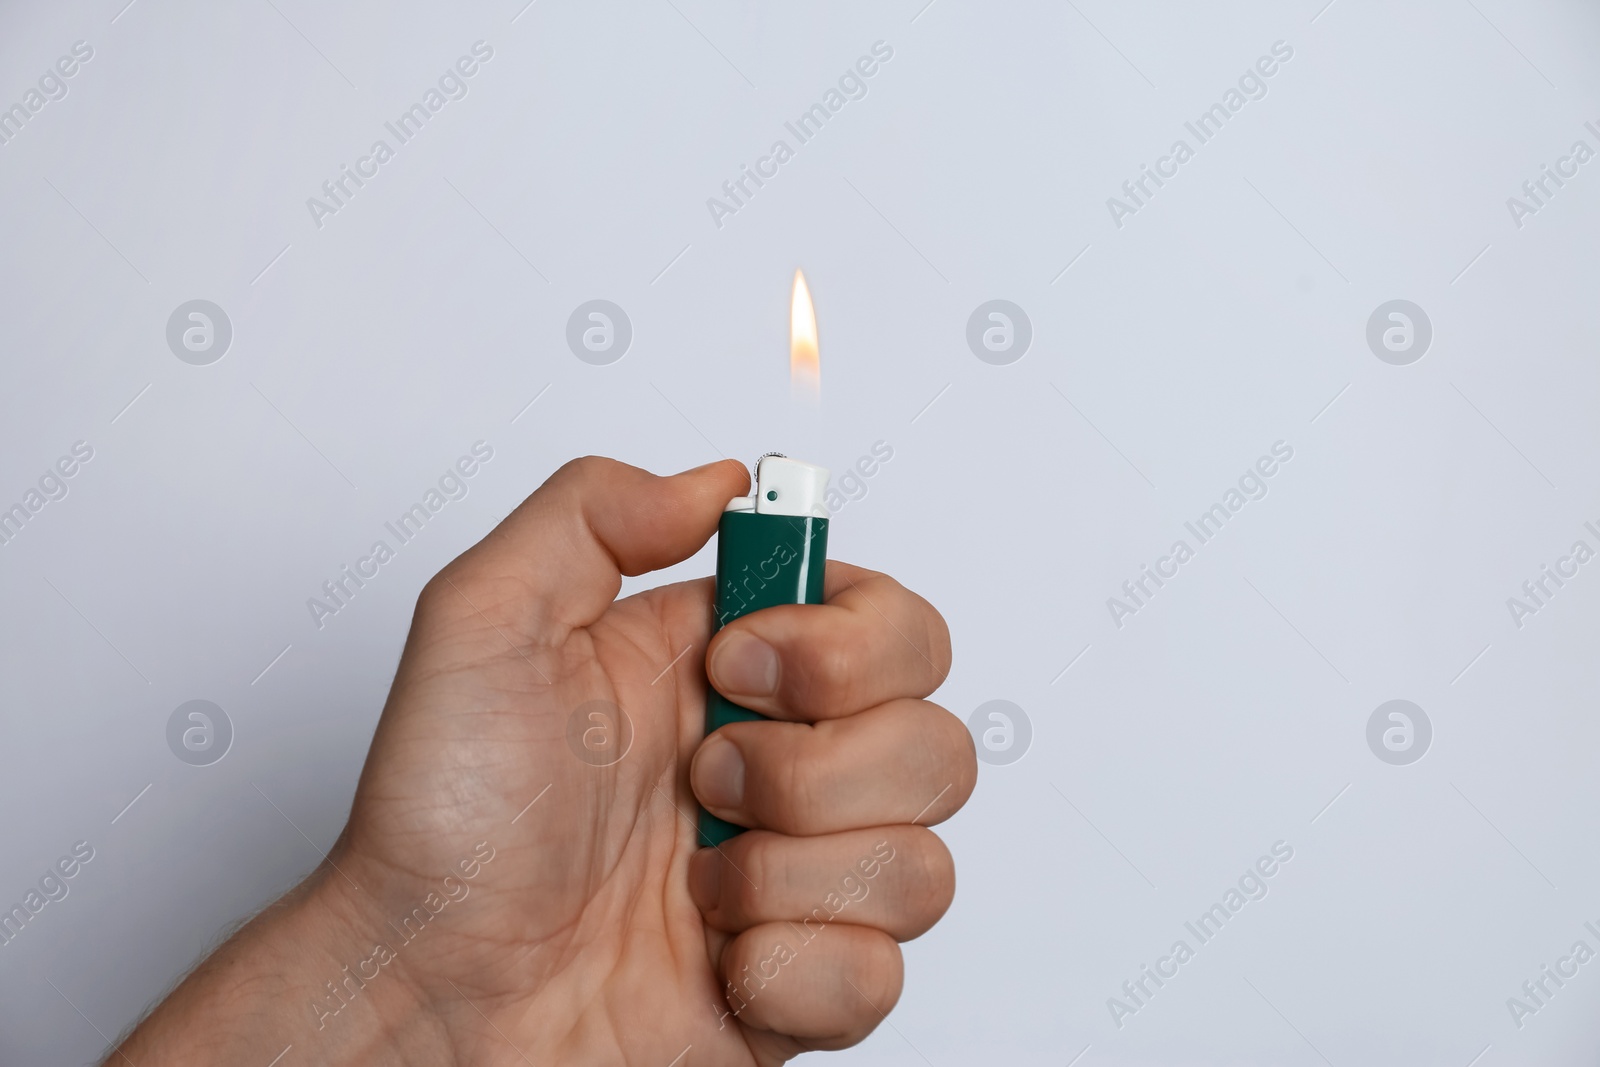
[112,457,976,1066]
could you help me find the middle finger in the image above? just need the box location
[690,698,976,836]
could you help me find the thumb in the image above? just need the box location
[438,456,748,637]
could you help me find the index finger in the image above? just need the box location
[705,561,952,722]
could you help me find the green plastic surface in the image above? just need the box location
[698,510,829,847]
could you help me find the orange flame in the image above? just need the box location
[790,268,819,401]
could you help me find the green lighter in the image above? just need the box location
[698,453,830,847]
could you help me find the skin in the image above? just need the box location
[110,457,976,1065]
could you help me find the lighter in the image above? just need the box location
[698,453,830,847]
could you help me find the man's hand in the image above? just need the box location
[112,457,976,1065]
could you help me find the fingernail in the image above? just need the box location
[694,734,746,811]
[710,632,779,699]
[688,849,722,912]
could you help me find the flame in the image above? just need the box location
[790,268,819,401]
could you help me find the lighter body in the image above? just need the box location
[699,455,830,847]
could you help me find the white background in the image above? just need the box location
[3,0,1600,1063]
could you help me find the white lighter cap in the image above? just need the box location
[723,454,830,517]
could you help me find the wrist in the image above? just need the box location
[111,857,454,1066]
[298,857,449,1049]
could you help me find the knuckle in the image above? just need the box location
[848,931,904,1010]
[923,601,954,680]
[860,576,952,690]
[720,929,760,984]
[547,455,632,504]
[932,705,976,778]
[854,573,905,613]
[729,836,777,920]
[414,570,457,618]
[891,585,950,687]
[898,830,956,930]
[865,574,904,601]
[952,715,980,801]
[795,638,855,710]
[418,562,499,618]
[768,730,826,831]
[555,454,615,482]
